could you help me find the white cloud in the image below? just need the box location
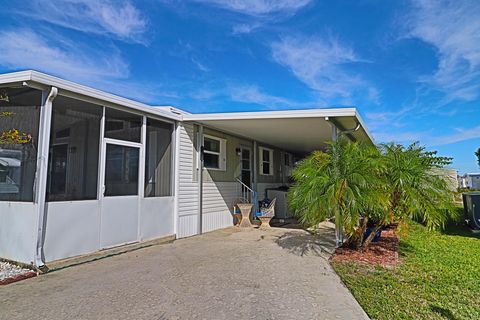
[372,124,480,147]
[271,36,372,101]
[428,125,480,146]
[0,29,175,103]
[195,0,312,16]
[229,84,314,109]
[231,23,262,35]
[0,29,129,81]
[407,0,480,102]
[25,0,147,43]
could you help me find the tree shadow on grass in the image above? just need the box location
[430,305,456,320]
[397,241,416,257]
[441,223,480,240]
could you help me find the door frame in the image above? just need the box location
[240,146,252,188]
[98,137,144,248]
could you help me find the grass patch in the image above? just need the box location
[332,223,480,319]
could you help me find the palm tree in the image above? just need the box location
[288,138,387,248]
[365,143,457,247]
[289,139,457,250]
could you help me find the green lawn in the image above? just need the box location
[332,223,480,320]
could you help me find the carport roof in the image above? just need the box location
[0,70,375,153]
[184,108,374,154]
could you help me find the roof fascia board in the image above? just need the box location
[0,70,33,84]
[354,110,375,144]
[0,70,181,121]
[183,108,356,121]
[29,71,181,121]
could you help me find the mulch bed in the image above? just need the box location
[0,271,36,285]
[331,227,400,267]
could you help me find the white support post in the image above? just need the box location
[330,120,343,247]
[173,121,180,238]
[253,140,258,213]
[137,116,147,240]
[34,86,57,269]
[196,125,204,235]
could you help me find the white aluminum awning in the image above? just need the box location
[184,108,374,154]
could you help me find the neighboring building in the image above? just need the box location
[432,168,458,192]
[459,173,480,189]
[0,71,374,267]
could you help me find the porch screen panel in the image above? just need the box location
[0,88,42,202]
[104,108,141,142]
[145,119,173,197]
[46,96,102,201]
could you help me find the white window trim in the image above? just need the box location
[203,134,227,171]
[284,152,292,167]
[259,146,274,176]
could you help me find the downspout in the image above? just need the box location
[197,125,204,235]
[34,86,58,270]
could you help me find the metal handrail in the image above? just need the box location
[235,178,255,193]
[235,178,259,214]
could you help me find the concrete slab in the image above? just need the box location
[0,226,368,320]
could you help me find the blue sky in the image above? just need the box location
[1,0,479,173]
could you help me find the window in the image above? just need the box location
[105,144,139,196]
[104,108,142,142]
[260,147,274,176]
[46,96,102,201]
[0,87,42,202]
[284,153,292,166]
[203,135,226,170]
[145,119,173,197]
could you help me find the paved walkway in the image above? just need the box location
[0,224,368,320]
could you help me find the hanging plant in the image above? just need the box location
[1,108,32,145]
[0,128,32,145]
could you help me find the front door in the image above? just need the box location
[100,139,141,248]
[240,147,252,188]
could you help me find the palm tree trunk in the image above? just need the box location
[361,223,383,249]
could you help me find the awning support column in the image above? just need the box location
[196,124,204,235]
[329,119,344,248]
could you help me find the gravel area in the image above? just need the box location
[0,261,34,281]
[0,226,368,319]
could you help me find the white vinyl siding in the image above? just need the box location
[177,123,200,238]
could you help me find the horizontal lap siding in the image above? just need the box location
[177,123,199,238]
[202,182,237,233]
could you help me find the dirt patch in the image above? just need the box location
[331,228,400,267]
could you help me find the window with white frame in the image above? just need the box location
[284,152,292,167]
[260,147,274,176]
[203,135,226,170]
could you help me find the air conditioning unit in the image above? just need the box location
[266,189,293,219]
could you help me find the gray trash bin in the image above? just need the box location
[462,192,480,230]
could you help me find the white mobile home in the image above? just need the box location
[0,71,374,268]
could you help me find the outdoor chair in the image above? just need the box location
[257,198,276,229]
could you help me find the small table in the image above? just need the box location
[258,215,273,229]
[236,203,253,228]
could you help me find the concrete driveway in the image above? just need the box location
[0,225,368,320]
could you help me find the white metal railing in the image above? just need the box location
[235,178,258,214]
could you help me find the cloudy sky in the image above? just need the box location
[1,0,479,173]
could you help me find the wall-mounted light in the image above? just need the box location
[235,147,241,156]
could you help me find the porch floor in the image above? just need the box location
[0,225,368,320]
